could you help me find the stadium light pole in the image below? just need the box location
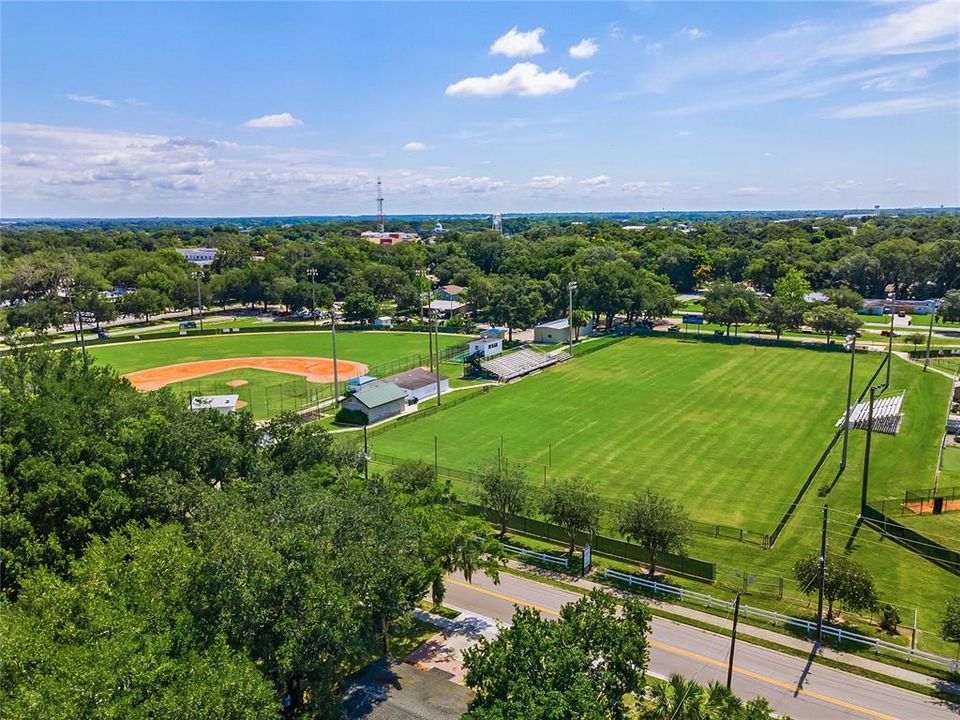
[192,271,205,332]
[861,385,879,516]
[433,310,442,407]
[884,294,895,389]
[567,280,578,355]
[331,303,340,407]
[840,334,857,471]
[306,268,318,327]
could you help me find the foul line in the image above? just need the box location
[445,577,901,720]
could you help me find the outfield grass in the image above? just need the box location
[89,330,469,418]
[89,330,467,375]
[372,337,891,530]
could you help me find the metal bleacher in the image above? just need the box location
[480,348,572,382]
[835,391,904,435]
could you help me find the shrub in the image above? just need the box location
[334,408,367,426]
[879,604,900,633]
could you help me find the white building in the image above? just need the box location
[533,317,593,345]
[468,337,503,358]
[190,394,239,414]
[373,316,393,328]
[176,247,217,266]
[377,367,449,403]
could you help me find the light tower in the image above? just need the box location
[492,211,502,234]
[376,177,385,232]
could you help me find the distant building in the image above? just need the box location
[425,299,469,318]
[373,316,393,328]
[176,247,217,266]
[804,292,830,303]
[346,375,379,392]
[340,382,408,424]
[433,221,444,236]
[190,394,239,414]
[860,298,937,316]
[534,317,592,345]
[481,327,505,340]
[361,231,419,246]
[622,225,647,231]
[438,284,465,301]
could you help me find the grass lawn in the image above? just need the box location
[371,336,960,655]
[89,330,470,418]
[89,330,468,375]
[372,337,896,530]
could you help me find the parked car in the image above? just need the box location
[97,330,111,339]
[179,320,197,329]
[667,325,681,333]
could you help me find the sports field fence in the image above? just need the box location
[902,485,960,516]
[168,342,469,419]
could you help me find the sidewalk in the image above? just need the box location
[505,560,960,696]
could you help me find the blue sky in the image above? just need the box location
[2,1,958,217]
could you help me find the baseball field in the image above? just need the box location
[89,330,468,419]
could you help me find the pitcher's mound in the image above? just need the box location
[226,379,249,387]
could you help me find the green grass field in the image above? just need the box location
[373,337,897,529]
[89,330,469,419]
[369,335,960,656]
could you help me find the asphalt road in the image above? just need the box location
[443,571,959,720]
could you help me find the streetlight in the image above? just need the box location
[192,271,205,332]
[840,333,857,471]
[567,281,578,355]
[433,310,442,407]
[306,268,318,327]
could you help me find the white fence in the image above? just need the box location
[502,542,569,569]
[605,568,959,673]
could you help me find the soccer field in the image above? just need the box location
[370,337,944,530]
[89,330,468,419]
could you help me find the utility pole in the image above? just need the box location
[861,386,877,515]
[727,592,742,690]
[840,334,856,471]
[363,425,370,481]
[885,297,895,389]
[817,504,828,644]
[306,268,318,327]
[192,271,205,332]
[331,303,340,407]
[924,304,936,372]
[567,280,578,355]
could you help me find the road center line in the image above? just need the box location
[445,577,901,720]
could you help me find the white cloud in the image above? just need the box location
[822,179,863,192]
[827,95,957,118]
[403,141,427,152]
[579,175,610,187]
[569,38,598,59]
[677,130,691,137]
[446,63,589,97]
[15,153,57,167]
[447,175,505,193]
[860,67,929,92]
[764,152,774,158]
[241,112,303,129]
[631,34,645,45]
[824,0,959,59]
[622,180,673,198]
[490,27,546,58]
[645,42,664,56]
[729,186,766,196]
[682,28,708,40]
[528,175,571,189]
[66,94,115,107]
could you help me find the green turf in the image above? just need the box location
[89,330,470,418]
[89,330,468,375]
[371,337,887,530]
[370,336,960,655]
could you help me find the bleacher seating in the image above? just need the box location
[481,348,572,382]
[836,391,904,435]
